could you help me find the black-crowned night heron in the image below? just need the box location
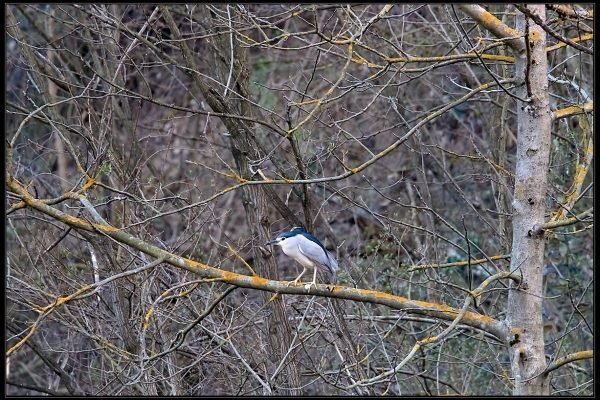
[265,226,338,290]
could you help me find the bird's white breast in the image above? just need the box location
[279,239,316,268]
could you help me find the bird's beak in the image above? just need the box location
[265,239,277,246]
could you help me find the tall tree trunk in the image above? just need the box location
[169,6,303,394]
[223,46,302,400]
[507,5,551,395]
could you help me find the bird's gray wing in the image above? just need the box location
[295,235,338,275]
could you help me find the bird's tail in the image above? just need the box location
[327,268,337,284]
[327,251,338,283]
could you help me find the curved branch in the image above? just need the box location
[6,175,510,350]
[344,270,519,389]
[457,5,525,52]
[546,33,593,53]
[543,350,593,376]
[548,113,593,223]
[533,207,593,235]
[552,102,593,120]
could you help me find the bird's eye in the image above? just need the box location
[280,237,286,241]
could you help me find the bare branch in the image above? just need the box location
[514,4,593,55]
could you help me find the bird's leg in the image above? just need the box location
[288,267,307,286]
[305,267,319,292]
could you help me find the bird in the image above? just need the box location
[265,226,338,290]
